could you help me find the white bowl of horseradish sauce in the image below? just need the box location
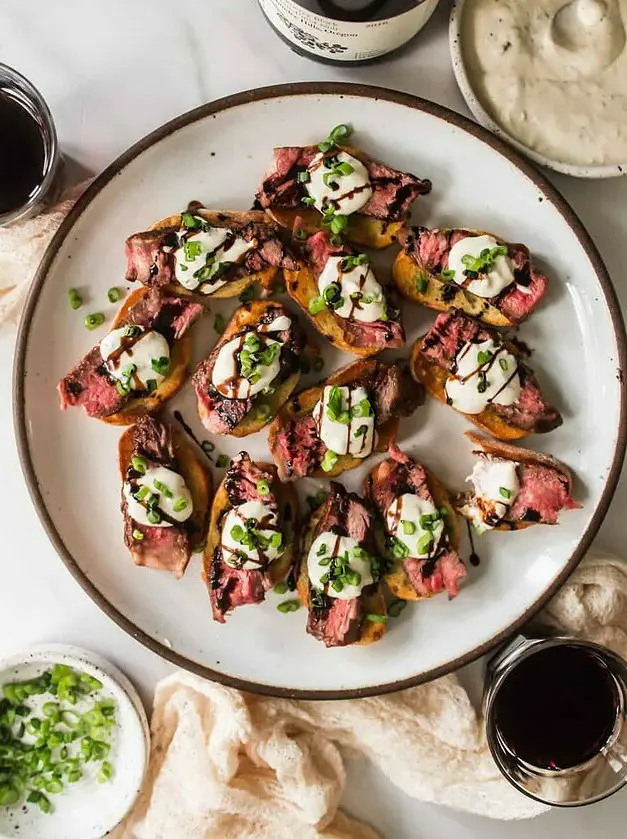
[449,0,627,178]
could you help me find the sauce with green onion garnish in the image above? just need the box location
[312,385,375,459]
[445,338,520,414]
[221,500,284,570]
[100,325,170,395]
[0,664,116,814]
[316,254,387,323]
[211,315,291,400]
[459,456,520,533]
[304,150,372,217]
[123,464,193,529]
[172,219,256,295]
[385,494,445,561]
[307,533,375,600]
[446,235,515,299]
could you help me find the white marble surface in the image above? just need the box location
[1,0,626,835]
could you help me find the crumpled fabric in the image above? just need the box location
[110,551,627,839]
[0,182,88,325]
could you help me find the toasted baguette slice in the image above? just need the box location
[268,360,412,480]
[127,209,292,299]
[364,458,461,602]
[194,300,304,438]
[118,419,212,577]
[455,431,579,531]
[393,247,512,327]
[103,288,194,426]
[263,143,428,250]
[297,501,387,646]
[203,460,298,600]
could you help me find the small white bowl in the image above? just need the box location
[449,0,627,179]
[0,645,149,839]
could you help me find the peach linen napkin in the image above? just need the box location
[5,202,626,838]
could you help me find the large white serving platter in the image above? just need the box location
[14,83,626,698]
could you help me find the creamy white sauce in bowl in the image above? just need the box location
[450,0,627,177]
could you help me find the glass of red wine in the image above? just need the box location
[484,636,627,806]
[0,63,62,226]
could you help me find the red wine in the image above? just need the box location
[494,645,620,770]
[0,90,46,215]
[258,0,438,65]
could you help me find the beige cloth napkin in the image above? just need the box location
[0,183,87,326]
[108,551,627,839]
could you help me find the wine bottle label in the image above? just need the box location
[258,0,438,62]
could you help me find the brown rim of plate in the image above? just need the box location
[13,82,627,701]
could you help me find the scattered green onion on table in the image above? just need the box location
[0,664,116,814]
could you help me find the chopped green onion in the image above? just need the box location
[213,313,226,334]
[330,215,347,235]
[273,581,288,594]
[132,529,144,541]
[390,537,409,559]
[84,312,105,330]
[477,349,493,366]
[256,479,270,496]
[365,613,388,624]
[499,357,509,372]
[331,579,344,593]
[216,454,229,469]
[297,170,311,183]
[302,196,316,206]
[277,600,300,613]
[308,295,326,315]
[344,570,361,586]
[131,456,147,474]
[153,479,173,498]
[329,124,351,142]
[440,268,455,280]
[417,532,433,554]
[107,287,122,303]
[181,212,202,229]
[68,288,83,310]
[270,533,283,549]
[134,485,150,502]
[499,486,512,499]
[97,761,113,783]
[416,276,429,293]
[401,520,416,535]
[151,356,170,376]
[183,239,203,262]
[147,510,161,525]
[320,449,339,473]
[173,497,188,512]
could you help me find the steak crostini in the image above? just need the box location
[203,453,297,623]
[297,482,387,648]
[456,432,580,532]
[410,311,562,440]
[254,123,431,249]
[125,208,299,299]
[268,359,424,481]
[365,446,466,601]
[285,225,405,356]
[394,226,549,326]
[118,415,211,578]
[192,300,306,437]
[58,288,203,424]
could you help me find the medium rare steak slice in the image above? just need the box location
[121,416,192,578]
[209,453,279,622]
[399,226,547,324]
[305,483,378,647]
[420,311,562,433]
[58,289,202,419]
[125,214,299,289]
[255,145,431,221]
[368,447,466,600]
